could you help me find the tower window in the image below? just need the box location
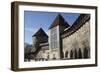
[50,27,58,49]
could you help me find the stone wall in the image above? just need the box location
[35,49,50,61]
[62,20,90,59]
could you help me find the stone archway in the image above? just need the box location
[65,51,68,58]
[78,48,82,59]
[83,48,88,58]
[52,54,56,60]
[70,50,73,59]
[74,49,78,59]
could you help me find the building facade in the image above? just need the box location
[48,14,70,60]
[62,14,90,59]
[30,14,90,61]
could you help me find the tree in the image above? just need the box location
[24,44,33,61]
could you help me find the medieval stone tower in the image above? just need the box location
[32,28,48,59]
[48,14,70,60]
[30,14,90,61]
[32,28,48,49]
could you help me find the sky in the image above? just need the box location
[24,11,80,44]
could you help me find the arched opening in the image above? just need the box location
[61,51,64,59]
[78,48,82,59]
[65,51,68,58]
[53,54,56,60]
[70,50,73,59]
[74,49,78,59]
[83,48,88,58]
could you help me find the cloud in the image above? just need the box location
[25,28,34,32]
[25,27,38,34]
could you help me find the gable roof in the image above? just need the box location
[32,28,48,37]
[49,14,70,29]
